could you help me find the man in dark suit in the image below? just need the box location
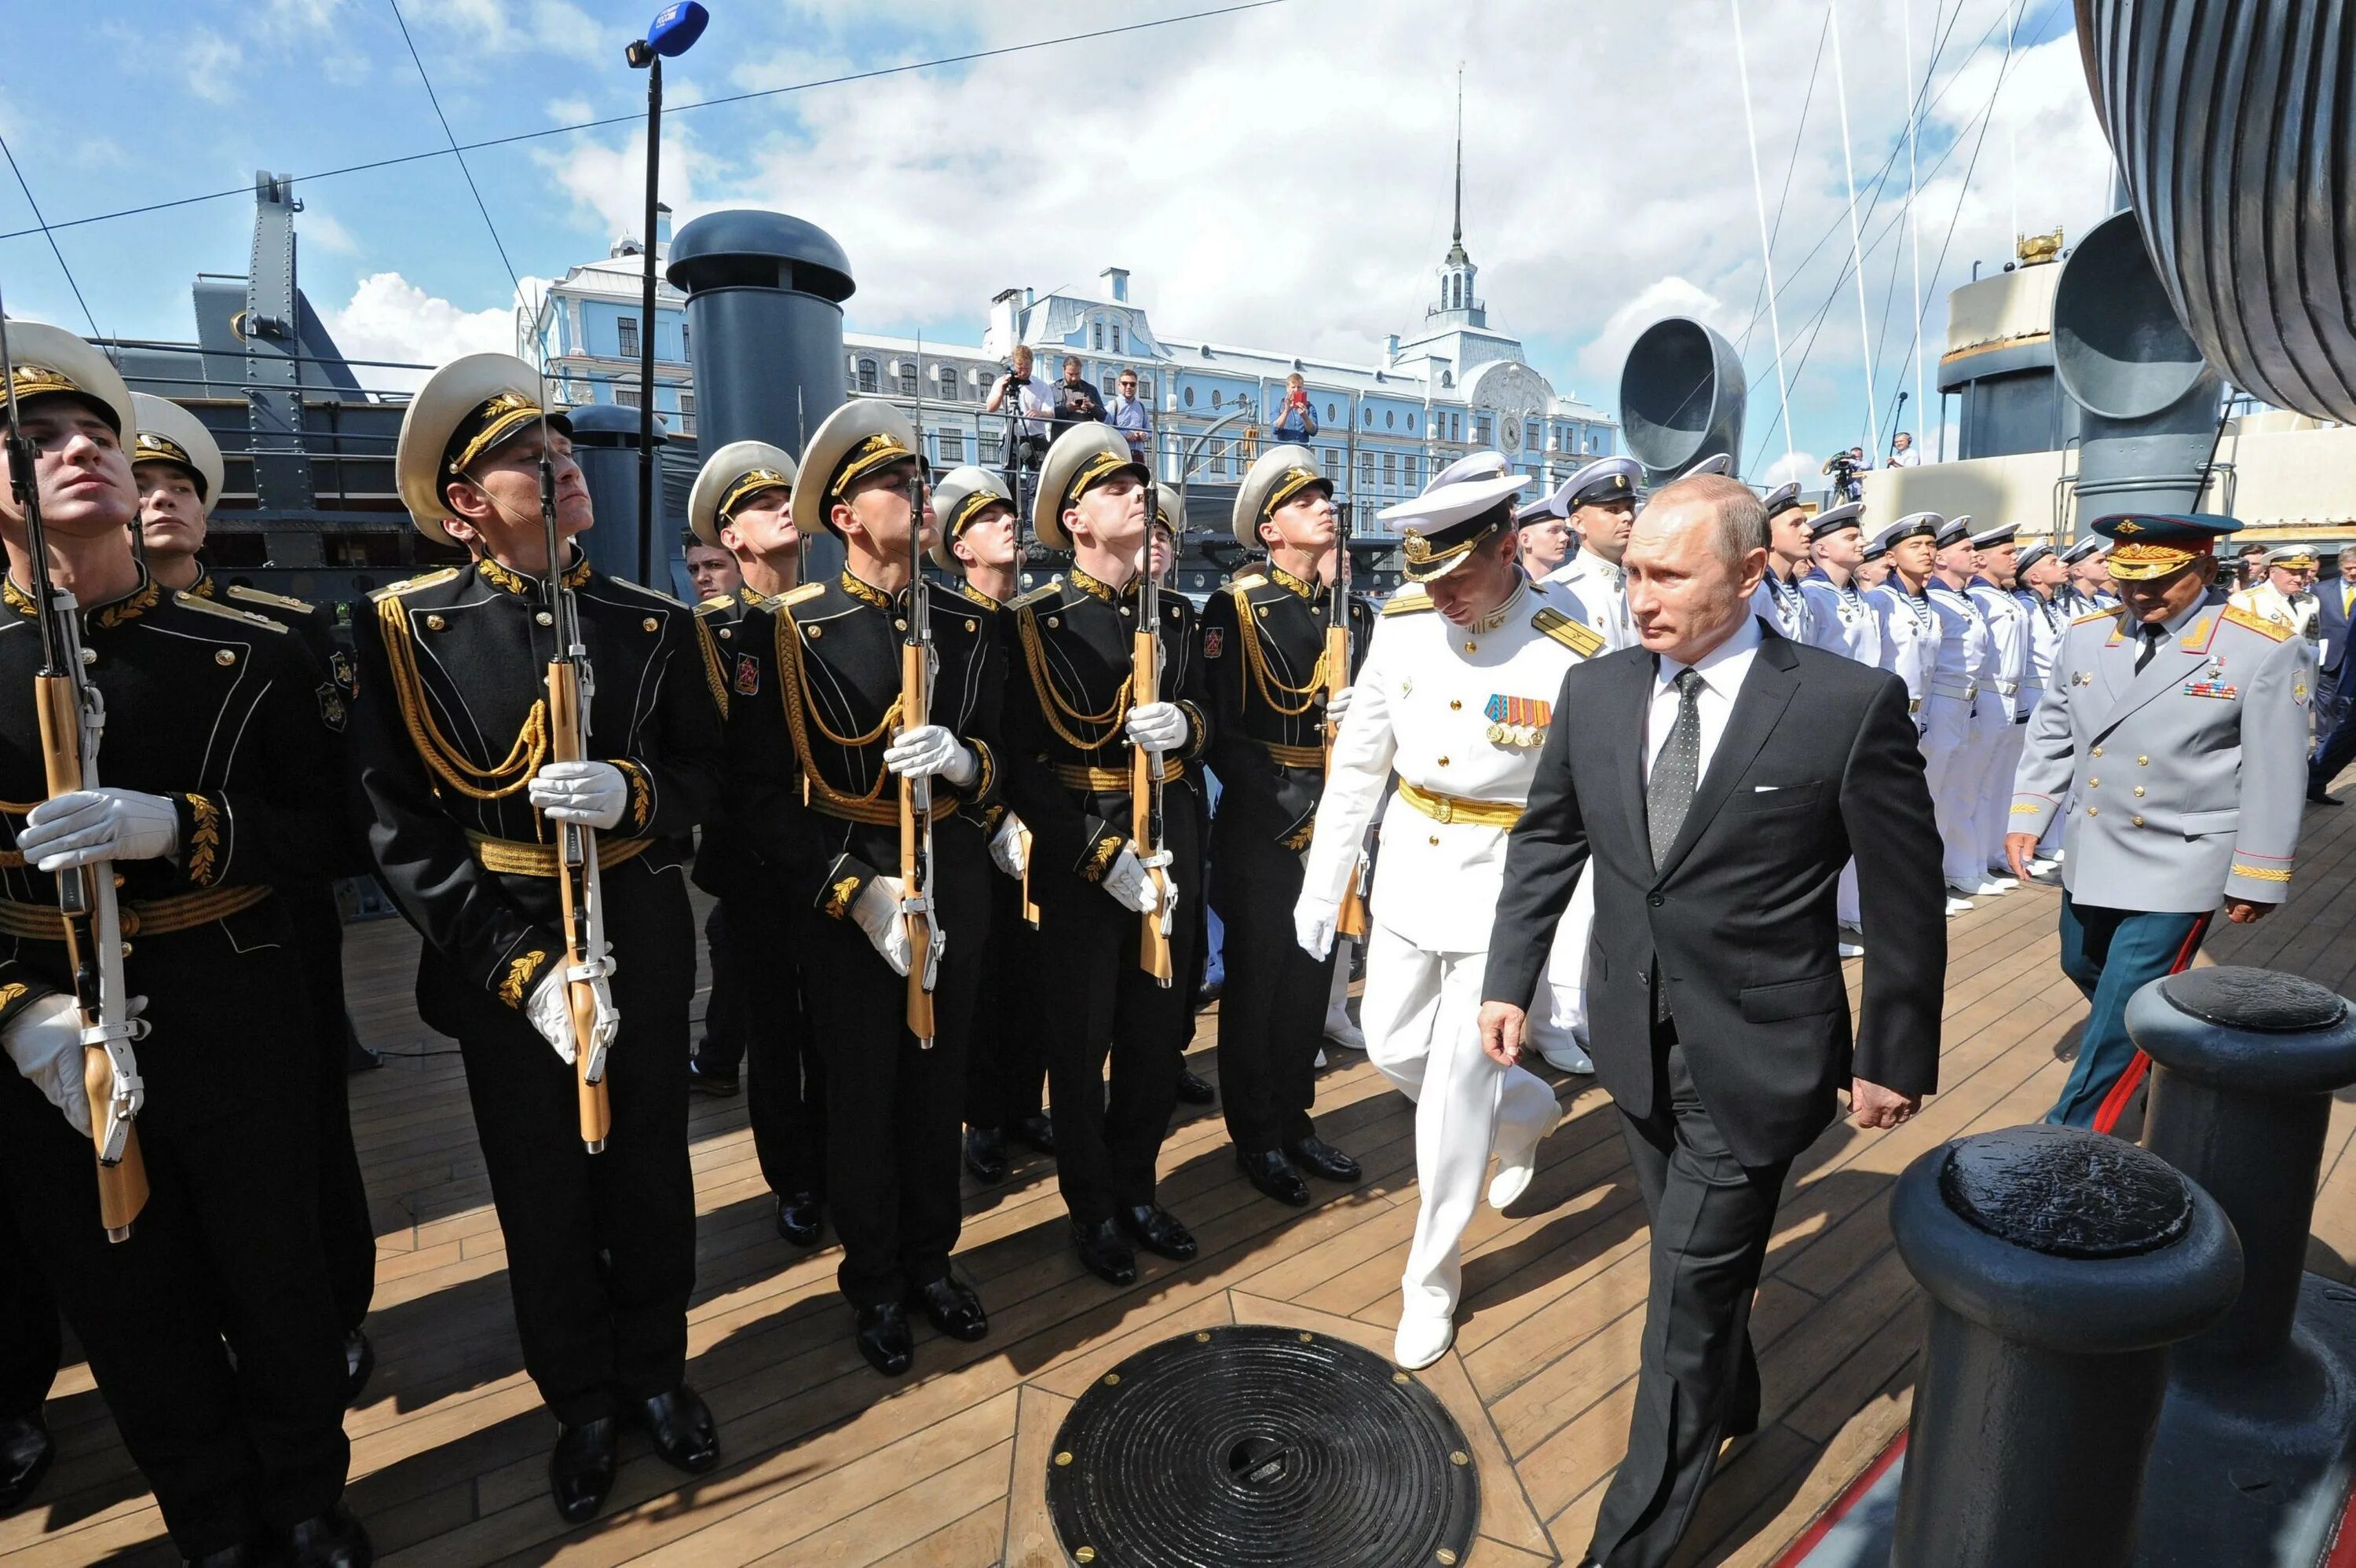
[1476,473,1945,1568]
[2307,545,2356,804]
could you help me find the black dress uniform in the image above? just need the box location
[187,569,377,1373]
[347,551,720,1427]
[1201,562,1373,1168]
[727,568,1003,1317]
[1001,565,1212,1245]
[692,586,826,1227]
[0,572,355,1558]
[0,1188,57,1511]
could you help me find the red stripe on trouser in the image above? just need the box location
[2091,912,2214,1136]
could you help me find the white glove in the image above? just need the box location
[1294,897,1339,960]
[19,789,179,872]
[529,761,629,831]
[883,723,979,789]
[1102,846,1162,914]
[989,814,1030,879]
[1325,685,1355,723]
[1124,700,1188,756]
[526,958,620,1070]
[851,875,913,976]
[3,995,92,1135]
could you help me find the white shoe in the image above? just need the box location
[1944,881,1981,899]
[1394,1307,1457,1369]
[1975,879,2009,897]
[1944,895,1975,916]
[1323,1016,1366,1051]
[1314,1049,1328,1069]
[1538,1040,1595,1076]
[1838,941,1864,959]
[1488,1102,1563,1210]
[2029,857,2062,876]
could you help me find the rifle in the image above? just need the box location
[899,353,941,1044]
[0,313,148,1241]
[536,406,611,1153]
[1326,528,1369,941]
[1132,442,1174,987]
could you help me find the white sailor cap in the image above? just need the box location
[1970,522,2019,550]
[2015,539,2055,572]
[0,320,134,439]
[1762,481,1805,518]
[794,397,923,543]
[1870,512,1941,556]
[2062,535,2109,565]
[1677,452,1735,481]
[1378,467,1530,583]
[1425,449,1511,494]
[926,464,1015,570]
[1807,500,1865,540]
[1232,443,1331,548]
[130,391,226,515]
[2267,543,2321,568]
[1934,514,1977,549]
[394,353,573,546]
[1553,455,1644,513]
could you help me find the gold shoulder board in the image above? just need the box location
[1531,606,1604,658]
[369,566,459,602]
[225,583,317,615]
[2222,605,2292,642]
[2071,608,2121,627]
[1228,568,1269,590]
[777,581,826,609]
[174,591,288,632]
[1381,587,1434,616]
[1012,577,1065,611]
[611,577,686,609]
[695,594,736,617]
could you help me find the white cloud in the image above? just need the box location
[179,28,247,104]
[546,96,594,125]
[1762,450,1822,488]
[397,0,606,64]
[318,271,545,392]
[302,212,360,255]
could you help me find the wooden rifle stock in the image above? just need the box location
[1131,626,1174,985]
[35,673,147,1237]
[544,658,611,1152]
[898,639,935,1041]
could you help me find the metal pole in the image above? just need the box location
[635,55,662,587]
[1731,0,1794,466]
[1904,0,1925,448]
[1828,0,1879,460]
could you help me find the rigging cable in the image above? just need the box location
[0,133,101,340]
[1730,0,1794,463]
[1827,0,1879,460]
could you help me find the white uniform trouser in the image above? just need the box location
[1362,919,1560,1321]
[1919,693,1978,886]
[1947,700,2010,882]
[1974,693,2035,870]
[1836,860,1861,927]
[1524,872,1596,1065]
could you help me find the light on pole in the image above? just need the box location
[624,2,708,583]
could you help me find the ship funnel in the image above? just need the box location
[1618,316,1748,486]
[565,403,666,584]
[2051,208,2222,521]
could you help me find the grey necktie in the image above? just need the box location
[1648,667,1705,868]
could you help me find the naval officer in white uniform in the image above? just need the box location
[1293,462,1607,1369]
[1542,455,1644,651]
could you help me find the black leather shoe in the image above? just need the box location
[342,1328,375,1408]
[1193,978,1224,1012]
[1071,1219,1137,1286]
[2310,789,2344,806]
[1009,1113,1056,1154]
[284,1504,373,1568]
[907,1276,990,1341]
[548,1415,618,1525]
[0,1412,53,1513]
[1118,1203,1198,1261]
[963,1126,1008,1185]
[634,1384,719,1473]
[1285,1135,1362,1184]
[775,1191,823,1248]
[854,1302,914,1376]
[686,1054,741,1095]
[1237,1148,1311,1208]
[1175,1068,1216,1106]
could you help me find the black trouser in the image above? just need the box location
[1037,796,1202,1228]
[281,877,375,1333]
[964,868,1046,1131]
[704,895,825,1197]
[426,855,697,1427]
[2313,669,2356,793]
[1589,1026,1791,1568]
[0,908,348,1557]
[790,822,987,1309]
[0,1194,59,1420]
[1209,817,1335,1153]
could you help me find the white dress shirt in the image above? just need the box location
[1644,612,1765,785]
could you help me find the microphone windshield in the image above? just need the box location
[646,2,708,57]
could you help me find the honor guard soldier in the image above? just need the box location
[1000,423,1211,1288]
[0,1194,54,1515]
[1542,454,1644,649]
[1202,444,1374,1209]
[1967,524,2032,888]
[2229,544,2319,636]
[1750,481,1816,641]
[929,463,1055,1186]
[685,440,832,1248]
[352,353,723,1522]
[130,391,379,1409]
[2007,512,2314,1131]
[1920,515,1999,903]
[1151,495,1224,1107]
[0,323,368,1565]
[1293,462,1607,1368]
[1798,502,1876,661]
[726,403,1002,1376]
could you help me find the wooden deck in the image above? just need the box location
[15,791,2356,1566]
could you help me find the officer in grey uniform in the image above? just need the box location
[2007,511,2313,1132]
[1542,455,1644,650]
[1750,481,1815,641]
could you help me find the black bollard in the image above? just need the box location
[1887,1124,2241,1568]
[2127,966,2356,1567]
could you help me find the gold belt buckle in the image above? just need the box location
[1430,793,1454,824]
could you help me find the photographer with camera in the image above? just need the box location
[984,344,1059,503]
[1823,445,1866,503]
[1271,371,1319,443]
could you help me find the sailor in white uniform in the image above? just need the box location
[1798,502,1877,663]
[1542,455,1644,652]
[1866,514,1972,913]
[1749,481,1816,643]
[1293,465,1606,1369]
[2011,539,2070,872]
[1920,516,1999,901]
[1966,524,2032,887]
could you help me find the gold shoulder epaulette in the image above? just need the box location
[174,591,287,632]
[776,581,825,610]
[2222,605,2292,641]
[2072,608,2120,627]
[1381,586,1433,616]
[225,583,316,615]
[1012,577,1064,611]
[369,567,459,602]
[1229,568,1269,590]
[695,593,735,617]
[611,577,686,608]
[1531,605,1605,658]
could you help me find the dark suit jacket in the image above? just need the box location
[2318,576,2351,678]
[1481,625,1946,1167]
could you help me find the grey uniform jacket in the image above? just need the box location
[2010,600,2314,912]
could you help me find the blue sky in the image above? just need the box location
[3,0,2096,474]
